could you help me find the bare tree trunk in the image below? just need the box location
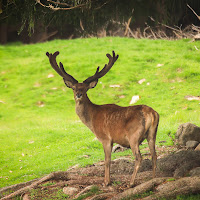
[0,23,7,44]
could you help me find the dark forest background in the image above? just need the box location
[1,0,200,44]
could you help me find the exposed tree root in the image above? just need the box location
[89,192,116,200]
[1,150,200,200]
[111,176,200,200]
[64,176,104,186]
[1,171,68,200]
[110,177,168,200]
[75,185,97,198]
[142,176,200,200]
[0,179,39,196]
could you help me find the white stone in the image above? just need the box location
[186,140,199,149]
[129,95,140,104]
[63,187,78,196]
[138,78,146,84]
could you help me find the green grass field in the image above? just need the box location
[0,37,200,188]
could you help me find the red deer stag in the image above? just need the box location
[46,51,159,187]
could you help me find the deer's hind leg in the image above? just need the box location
[147,124,158,178]
[128,130,144,187]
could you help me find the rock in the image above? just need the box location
[129,95,140,105]
[138,78,146,84]
[157,150,200,177]
[47,73,54,78]
[175,123,200,146]
[112,144,129,153]
[189,167,200,176]
[184,95,200,101]
[63,186,79,196]
[37,101,45,107]
[186,140,199,149]
[156,63,164,67]
[109,84,120,88]
[195,144,200,151]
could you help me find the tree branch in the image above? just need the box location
[36,0,86,10]
[187,4,200,21]
[47,0,72,7]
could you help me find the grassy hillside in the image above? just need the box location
[0,37,200,187]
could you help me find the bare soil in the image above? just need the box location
[1,146,200,200]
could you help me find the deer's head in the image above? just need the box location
[46,51,118,101]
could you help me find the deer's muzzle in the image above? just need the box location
[76,93,83,99]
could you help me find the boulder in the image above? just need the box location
[186,140,199,149]
[189,167,200,176]
[157,150,200,177]
[112,144,129,153]
[175,123,200,146]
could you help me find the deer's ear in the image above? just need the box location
[63,79,75,89]
[88,80,98,89]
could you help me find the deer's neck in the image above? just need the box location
[75,94,96,132]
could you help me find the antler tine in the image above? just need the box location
[59,62,78,83]
[46,51,78,84]
[46,51,63,77]
[83,66,100,84]
[83,51,119,84]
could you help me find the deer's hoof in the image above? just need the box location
[103,180,111,187]
[129,182,135,188]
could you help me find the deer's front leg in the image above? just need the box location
[102,141,113,186]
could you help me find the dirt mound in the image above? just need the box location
[1,149,200,200]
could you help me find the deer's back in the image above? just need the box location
[92,104,159,146]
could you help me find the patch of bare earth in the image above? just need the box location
[1,147,200,200]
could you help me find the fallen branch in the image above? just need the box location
[124,17,132,36]
[125,22,135,38]
[148,16,180,33]
[149,27,157,39]
[148,16,200,39]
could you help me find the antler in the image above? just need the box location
[83,51,119,84]
[46,51,78,84]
